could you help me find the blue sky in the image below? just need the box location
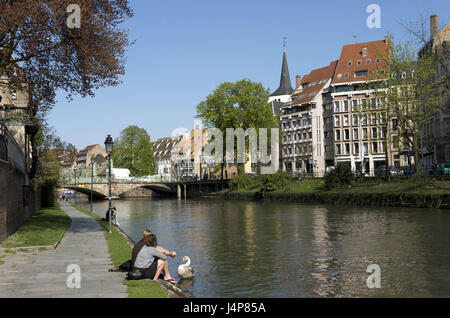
[47,0,450,149]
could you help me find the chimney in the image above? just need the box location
[296,75,302,88]
[430,14,438,39]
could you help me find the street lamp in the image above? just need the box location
[104,135,114,234]
[73,166,78,205]
[89,156,97,213]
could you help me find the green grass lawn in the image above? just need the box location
[72,205,167,298]
[227,177,450,195]
[1,204,71,249]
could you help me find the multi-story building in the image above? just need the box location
[152,135,183,178]
[419,15,450,168]
[76,144,107,167]
[280,61,338,176]
[330,38,404,175]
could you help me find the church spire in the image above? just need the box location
[271,39,293,97]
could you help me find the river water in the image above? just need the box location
[80,198,450,298]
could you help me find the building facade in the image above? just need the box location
[280,61,338,177]
[329,38,408,175]
[76,144,107,167]
[419,15,450,168]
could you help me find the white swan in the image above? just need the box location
[177,256,195,279]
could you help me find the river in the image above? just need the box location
[79,198,450,298]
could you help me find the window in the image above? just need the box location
[361,99,368,111]
[347,61,352,66]
[335,130,341,141]
[344,129,350,140]
[336,144,342,155]
[343,115,349,126]
[11,90,17,100]
[355,70,368,77]
[337,73,342,79]
[343,100,349,112]
[357,60,362,65]
[354,143,360,155]
[376,58,381,63]
[345,143,351,155]
[361,114,368,125]
[344,73,349,79]
[363,142,369,154]
[372,142,379,153]
[371,98,377,109]
[366,59,371,64]
[334,115,341,127]
[372,127,378,139]
[352,114,359,126]
[362,128,368,140]
[334,101,341,112]
[308,132,312,139]
[353,128,359,140]
[352,99,359,111]
[371,114,378,125]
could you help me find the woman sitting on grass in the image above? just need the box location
[133,232,177,284]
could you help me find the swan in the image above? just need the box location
[177,256,195,279]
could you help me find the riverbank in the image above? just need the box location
[0,202,127,297]
[71,205,168,298]
[219,178,450,209]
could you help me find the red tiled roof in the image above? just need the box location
[289,60,338,105]
[332,39,389,85]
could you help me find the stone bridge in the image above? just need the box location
[64,180,228,200]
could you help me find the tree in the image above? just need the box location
[112,126,157,177]
[0,0,133,179]
[366,36,445,174]
[196,79,279,178]
[399,14,450,114]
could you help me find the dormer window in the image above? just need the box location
[362,46,368,57]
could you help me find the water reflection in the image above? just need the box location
[80,199,450,298]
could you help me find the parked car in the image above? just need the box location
[401,165,417,176]
[374,165,404,177]
[430,163,450,176]
[325,166,335,173]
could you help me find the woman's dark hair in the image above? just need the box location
[144,233,158,247]
[149,234,158,247]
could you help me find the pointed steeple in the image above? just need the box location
[271,46,293,97]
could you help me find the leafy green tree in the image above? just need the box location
[366,36,445,174]
[196,79,279,177]
[112,126,156,177]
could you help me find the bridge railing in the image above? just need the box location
[64,175,178,185]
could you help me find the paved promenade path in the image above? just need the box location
[0,202,128,298]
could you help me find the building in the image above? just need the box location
[330,38,404,175]
[280,61,338,176]
[76,144,107,167]
[0,69,40,242]
[152,135,183,178]
[419,15,450,168]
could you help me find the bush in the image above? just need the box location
[259,170,290,196]
[229,174,256,191]
[323,163,354,189]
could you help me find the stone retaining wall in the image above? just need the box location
[0,160,41,243]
